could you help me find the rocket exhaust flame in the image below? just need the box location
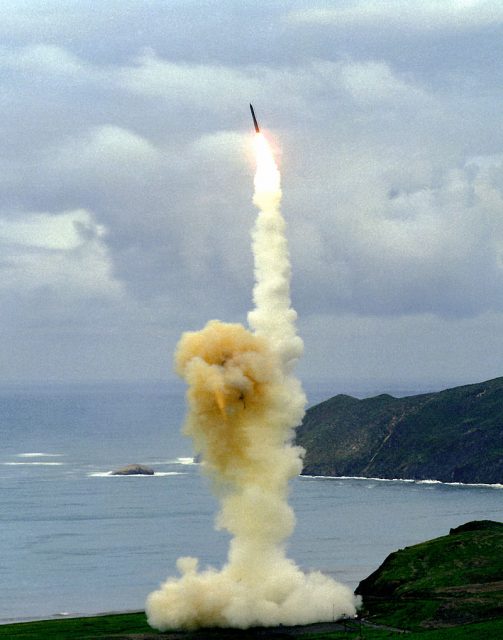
[146,130,359,630]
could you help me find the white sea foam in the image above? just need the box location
[301,475,413,483]
[16,452,63,458]
[173,457,197,465]
[417,479,503,489]
[155,472,187,476]
[3,461,65,466]
[144,457,197,466]
[301,474,503,489]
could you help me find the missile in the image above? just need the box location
[249,103,260,133]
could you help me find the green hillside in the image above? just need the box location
[296,376,503,483]
[356,520,503,630]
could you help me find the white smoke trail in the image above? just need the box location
[146,132,359,630]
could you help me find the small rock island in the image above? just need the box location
[111,464,155,476]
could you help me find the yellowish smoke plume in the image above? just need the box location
[146,132,359,630]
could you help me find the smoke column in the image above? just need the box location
[146,132,359,630]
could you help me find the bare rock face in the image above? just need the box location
[111,464,155,476]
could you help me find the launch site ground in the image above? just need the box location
[2,612,503,639]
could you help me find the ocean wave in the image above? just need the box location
[140,457,197,466]
[301,475,414,483]
[337,475,414,483]
[417,479,503,489]
[172,457,197,465]
[155,471,188,476]
[3,461,65,466]
[301,474,503,489]
[16,452,63,458]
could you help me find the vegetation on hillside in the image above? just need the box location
[296,376,503,483]
[2,612,503,639]
[356,520,503,630]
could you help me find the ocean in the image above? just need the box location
[1,382,503,623]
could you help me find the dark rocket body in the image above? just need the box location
[249,104,260,133]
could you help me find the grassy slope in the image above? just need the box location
[2,614,503,639]
[0,612,158,639]
[297,376,503,483]
[356,520,503,630]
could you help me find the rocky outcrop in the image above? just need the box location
[111,464,155,476]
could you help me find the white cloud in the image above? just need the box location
[114,52,431,119]
[51,125,162,174]
[0,5,502,384]
[338,60,428,104]
[5,47,496,321]
[192,130,249,162]
[0,209,101,250]
[288,149,503,319]
[0,44,84,75]
[117,50,263,108]
[0,209,123,298]
[287,1,503,31]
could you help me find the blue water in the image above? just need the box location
[1,383,503,623]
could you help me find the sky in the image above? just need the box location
[2,0,503,395]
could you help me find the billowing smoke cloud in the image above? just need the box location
[146,133,359,630]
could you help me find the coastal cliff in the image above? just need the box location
[296,376,503,484]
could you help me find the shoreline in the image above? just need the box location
[300,474,503,489]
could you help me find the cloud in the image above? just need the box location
[1,45,499,322]
[298,310,503,389]
[287,1,503,31]
[0,4,502,384]
[116,52,429,114]
[289,156,503,318]
[0,209,123,298]
[0,43,85,75]
[117,50,263,108]
[0,209,92,250]
[47,125,164,195]
[338,60,427,104]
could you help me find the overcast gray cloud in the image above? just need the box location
[1,0,503,390]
